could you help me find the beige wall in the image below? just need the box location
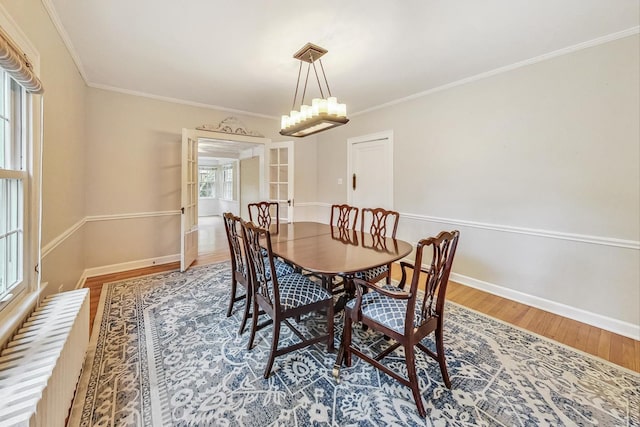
[83,88,279,267]
[1,0,88,293]
[314,35,640,333]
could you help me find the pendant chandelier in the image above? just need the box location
[280,43,348,137]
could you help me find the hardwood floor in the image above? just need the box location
[83,217,639,373]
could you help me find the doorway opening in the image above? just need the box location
[196,139,264,260]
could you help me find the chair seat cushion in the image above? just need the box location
[264,257,296,279]
[346,290,423,335]
[354,265,389,282]
[278,273,332,310]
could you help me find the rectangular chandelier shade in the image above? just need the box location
[280,43,348,137]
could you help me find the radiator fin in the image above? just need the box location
[0,289,89,427]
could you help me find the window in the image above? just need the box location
[222,164,233,200]
[199,166,217,198]
[0,70,26,305]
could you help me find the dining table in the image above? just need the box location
[264,221,413,379]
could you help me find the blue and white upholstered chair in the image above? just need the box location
[241,220,335,379]
[223,213,294,338]
[341,230,460,418]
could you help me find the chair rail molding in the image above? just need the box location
[400,212,639,250]
[300,203,639,249]
[41,210,182,259]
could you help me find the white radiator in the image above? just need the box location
[0,288,89,427]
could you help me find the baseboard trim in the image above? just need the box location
[76,254,181,289]
[450,272,640,341]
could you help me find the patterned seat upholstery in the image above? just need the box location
[354,265,389,282]
[346,290,423,335]
[278,274,332,310]
[267,258,295,278]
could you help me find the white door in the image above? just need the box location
[181,129,199,271]
[348,131,394,210]
[267,141,294,222]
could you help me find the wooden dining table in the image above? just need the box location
[268,222,413,277]
[265,221,413,379]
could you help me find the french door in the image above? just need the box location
[180,129,199,271]
[267,141,294,223]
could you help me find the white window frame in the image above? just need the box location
[222,164,233,200]
[198,165,217,199]
[0,4,43,345]
[0,73,27,305]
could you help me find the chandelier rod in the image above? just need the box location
[318,59,332,97]
[300,62,311,107]
[311,57,325,99]
[291,61,303,111]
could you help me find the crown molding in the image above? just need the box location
[39,1,638,121]
[352,26,640,117]
[40,0,89,82]
[88,83,278,120]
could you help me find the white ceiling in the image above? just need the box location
[46,0,639,119]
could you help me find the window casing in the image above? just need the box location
[199,166,217,198]
[0,71,27,306]
[222,164,233,200]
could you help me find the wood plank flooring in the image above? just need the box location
[83,217,639,373]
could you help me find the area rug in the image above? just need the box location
[68,262,639,426]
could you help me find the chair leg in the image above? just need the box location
[435,323,451,388]
[247,295,259,351]
[344,311,353,367]
[385,264,392,286]
[405,343,426,418]
[238,287,251,335]
[326,301,334,352]
[263,319,281,379]
[226,277,237,317]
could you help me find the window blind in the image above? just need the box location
[0,27,43,94]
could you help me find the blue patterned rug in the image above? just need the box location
[69,262,639,426]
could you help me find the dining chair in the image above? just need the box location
[341,230,460,417]
[241,220,335,378]
[223,212,295,336]
[222,213,253,335]
[248,201,280,233]
[310,204,359,295]
[330,204,359,229]
[356,207,400,285]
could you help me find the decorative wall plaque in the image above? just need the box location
[196,116,264,137]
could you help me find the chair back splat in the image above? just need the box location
[248,201,279,233]
[360,207,399,238]
[330,204,359,229]
[342,230,460,418]
[354,207,401,285]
